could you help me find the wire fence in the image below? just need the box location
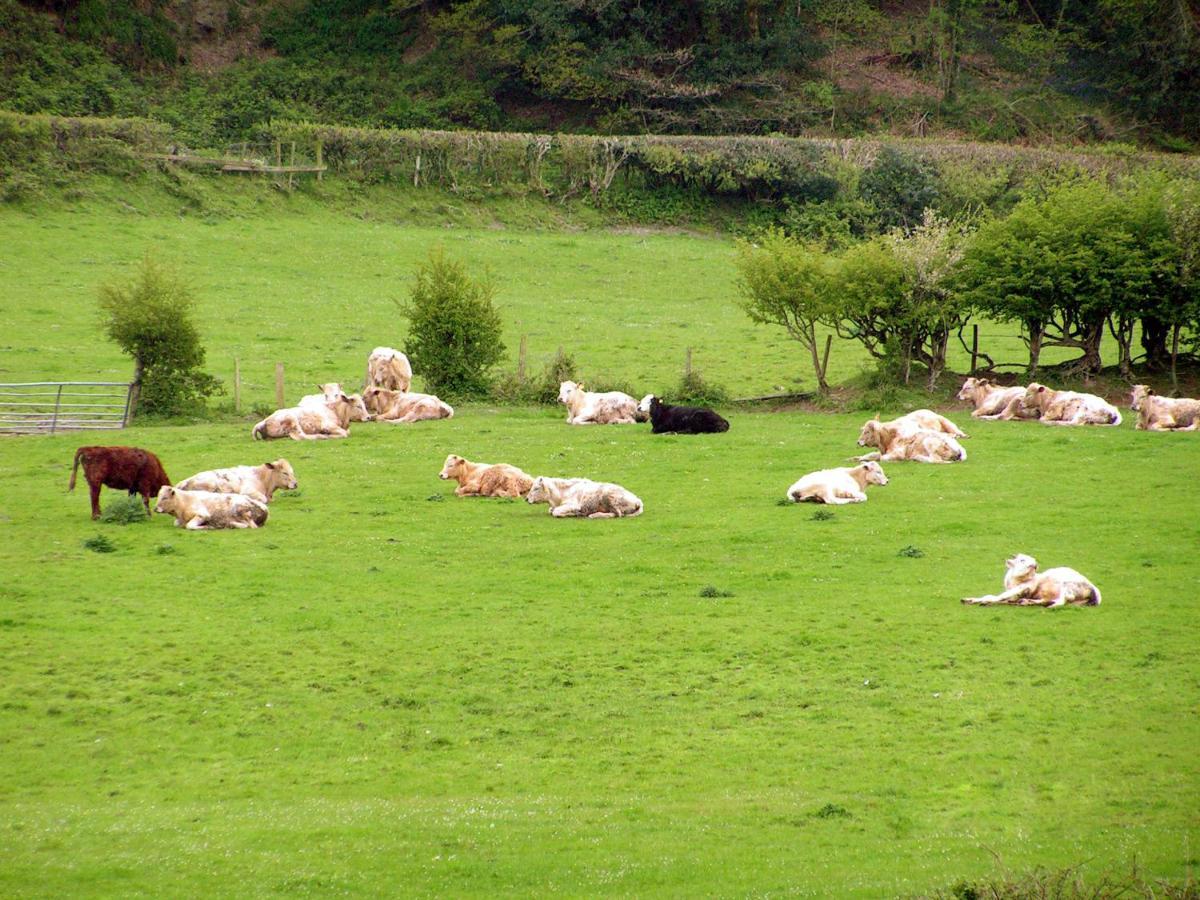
[0,382,134,435]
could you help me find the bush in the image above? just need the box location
[860,147,941,230]
[97,254,220,417]
[97,494,149,525]
[402,249,505,398]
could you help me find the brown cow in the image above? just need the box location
[439,454,534,498]
[69,446,171,520]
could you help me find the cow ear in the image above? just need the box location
[266,462,276,470]
[1037,386,1046,393]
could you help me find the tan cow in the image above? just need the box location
[856,418,967,463]
[365,347,412,393]
[252,393,370,440]
[956,377,1038,420]
[439,454,534,498]
[558,381,642,425]
[886,408,968,438]
[298,383,344,407]
[154,486,269,530]
[176,459,298,503]
[363,387,453,422]
[526,476,643,518]
[1130,385,1200,431]
[1020,382,1121,426]
[962,554,1101,607]
[787,461,888,504]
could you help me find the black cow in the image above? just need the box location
[638,395,730,435]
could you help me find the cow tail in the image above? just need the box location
[1089,585,1102,606]
[1109,410,1122,426]
[68,447,85,491]
[252,421,265,440]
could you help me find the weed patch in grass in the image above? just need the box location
[698,585,734,598]
[898,544,925,558]
[97,495,149,524]
[81,534,117,553]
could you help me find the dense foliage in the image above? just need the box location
[97,255,220,417]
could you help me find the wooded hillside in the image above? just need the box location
[3,0,1197,150]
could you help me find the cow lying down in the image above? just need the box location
[886,408,968,438]
[956,378,1037,420]
[252,393,369,440]
[856,418,967,463]
[177,459,298,503]
[363,387,453,423]
[638,395,729,434]
[559,381,642,425]
[1130,385,1200,432]
[439,454,533,498]
[526,476,642,518]
[1021,383,1121,426]
[154,486,269,530]
[787,461,888,504]
[962,554,1101,607]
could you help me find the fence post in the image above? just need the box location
[685,347,693,378]
[275,363,285,409]
[50,384,63,435]
[274,140,282,170]
[288,142,296,189]
[233,357,241,413]
[518,334,528,380]
[315,139,323,181]
[414,153,422,188]
[970,324,979,374]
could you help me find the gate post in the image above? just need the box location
[50,384,63,434]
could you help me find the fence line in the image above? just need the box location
[0,382,134,435]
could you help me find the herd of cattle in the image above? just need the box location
[65,347,1196,603]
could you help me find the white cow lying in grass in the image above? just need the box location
[176,459,298,504]
[787,461,888,504]
[856,418,967,463]
[363,387,453,422]
[154,486,269,530]
[526,476,643,518]
[1020,383,1121,426]
[439,454,533,498]
[558,381,641,425]
[1130,385,1200,431]
[957,377,1038,420]
[886,408,968,438]
[962,554,1101,607]
[252,393,370,440]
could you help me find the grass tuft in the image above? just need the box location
[82,534,117,553]
[698,585,734,598]
[97,495,149,524]
[898,545,924,558]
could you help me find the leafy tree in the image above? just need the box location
[735,229,837,392]
[97,255,219,417]
[859,148,941,231]
[402,248,506,398]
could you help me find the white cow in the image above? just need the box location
[962,554,1101,607]
[252,393,370,440]
[363,387,453,422]
[176,459,298,503]
[1130,385,1200,431]
[1020,383,1121,426]
[365,347,412,393]
[154,486,269,530]
[787,461,888,504]
[525,476,643,518]
[856,418,967,463]
[956,377,1037,420]
[558,381,641,425]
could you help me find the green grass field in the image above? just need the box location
[1,200,1198,896]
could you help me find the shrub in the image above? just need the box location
[673,369,730,406]
[859,147,941,230]
[97,495,149,525]
[82,534,117,553]
[97,254,220,418]
[401,248,505,398]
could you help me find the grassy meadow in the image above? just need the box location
[1,198,1198,895]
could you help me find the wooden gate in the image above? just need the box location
[0,382,134,435]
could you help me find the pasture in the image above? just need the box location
[1,201,1198,895]
[1,408,1197,896]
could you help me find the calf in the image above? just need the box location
[252,393,369,440]
[856,418,966,463]
[439,454,533,498]
[962,554,1101,607]
[1130,385,1200,432]
[1020,382,1121,426]
[637,395,729,434]
[956,377,1037,420]
[298,383,344,408]
[526,476,643,518]
[176,459,298,503]
[69,446,171,519]
[365,347,412,393]
[787,461,888,504]
[558,381,641,425]
[363,387,453,422]
[154,486,269,530]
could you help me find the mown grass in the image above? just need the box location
[0,407,1197,896]
[0,197,1092,403]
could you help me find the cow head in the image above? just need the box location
[856,418,883,447]
[439,455,465,480]
[1129,384,1152,411]
[859,461,888,486]
[558,381,580,405]
[957,377,986,401]
[154,485,177,514]
[1004,553,1039,582]
[267,460,298,491]
[1021,383,1048,413]
[317,382,343,401]
[344,393,371,422]
[526,477,549,504]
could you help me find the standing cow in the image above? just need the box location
[68,446,171,519]
[365,347,412,393]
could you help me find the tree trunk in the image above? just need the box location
[805,324,830,394]
[1079,318,1104,374]
[1027,321,1043,378]
[1170,322,1181,392]
[1141,316,1170,371]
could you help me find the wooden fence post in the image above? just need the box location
[274,141,282,170]
[685,347,693,378]
[233,357,241,413]
[518,334,528,380]
[275,363,285,409]
[970,324,979,374]
[50,384,63,435]
[315,139,323,181]
[414,153,422,188]
[288,142,296,189]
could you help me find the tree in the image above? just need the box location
[402,248,506,398]
[97,255,218,417]
[735,229,836,392]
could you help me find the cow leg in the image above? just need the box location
[185,516,209,530]
[551,503,583,517]
[587,511,617,519]
[962,586,1031,606]
[139,491,153,516]
[88,480,102,519]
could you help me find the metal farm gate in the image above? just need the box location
[0,382,134,435]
